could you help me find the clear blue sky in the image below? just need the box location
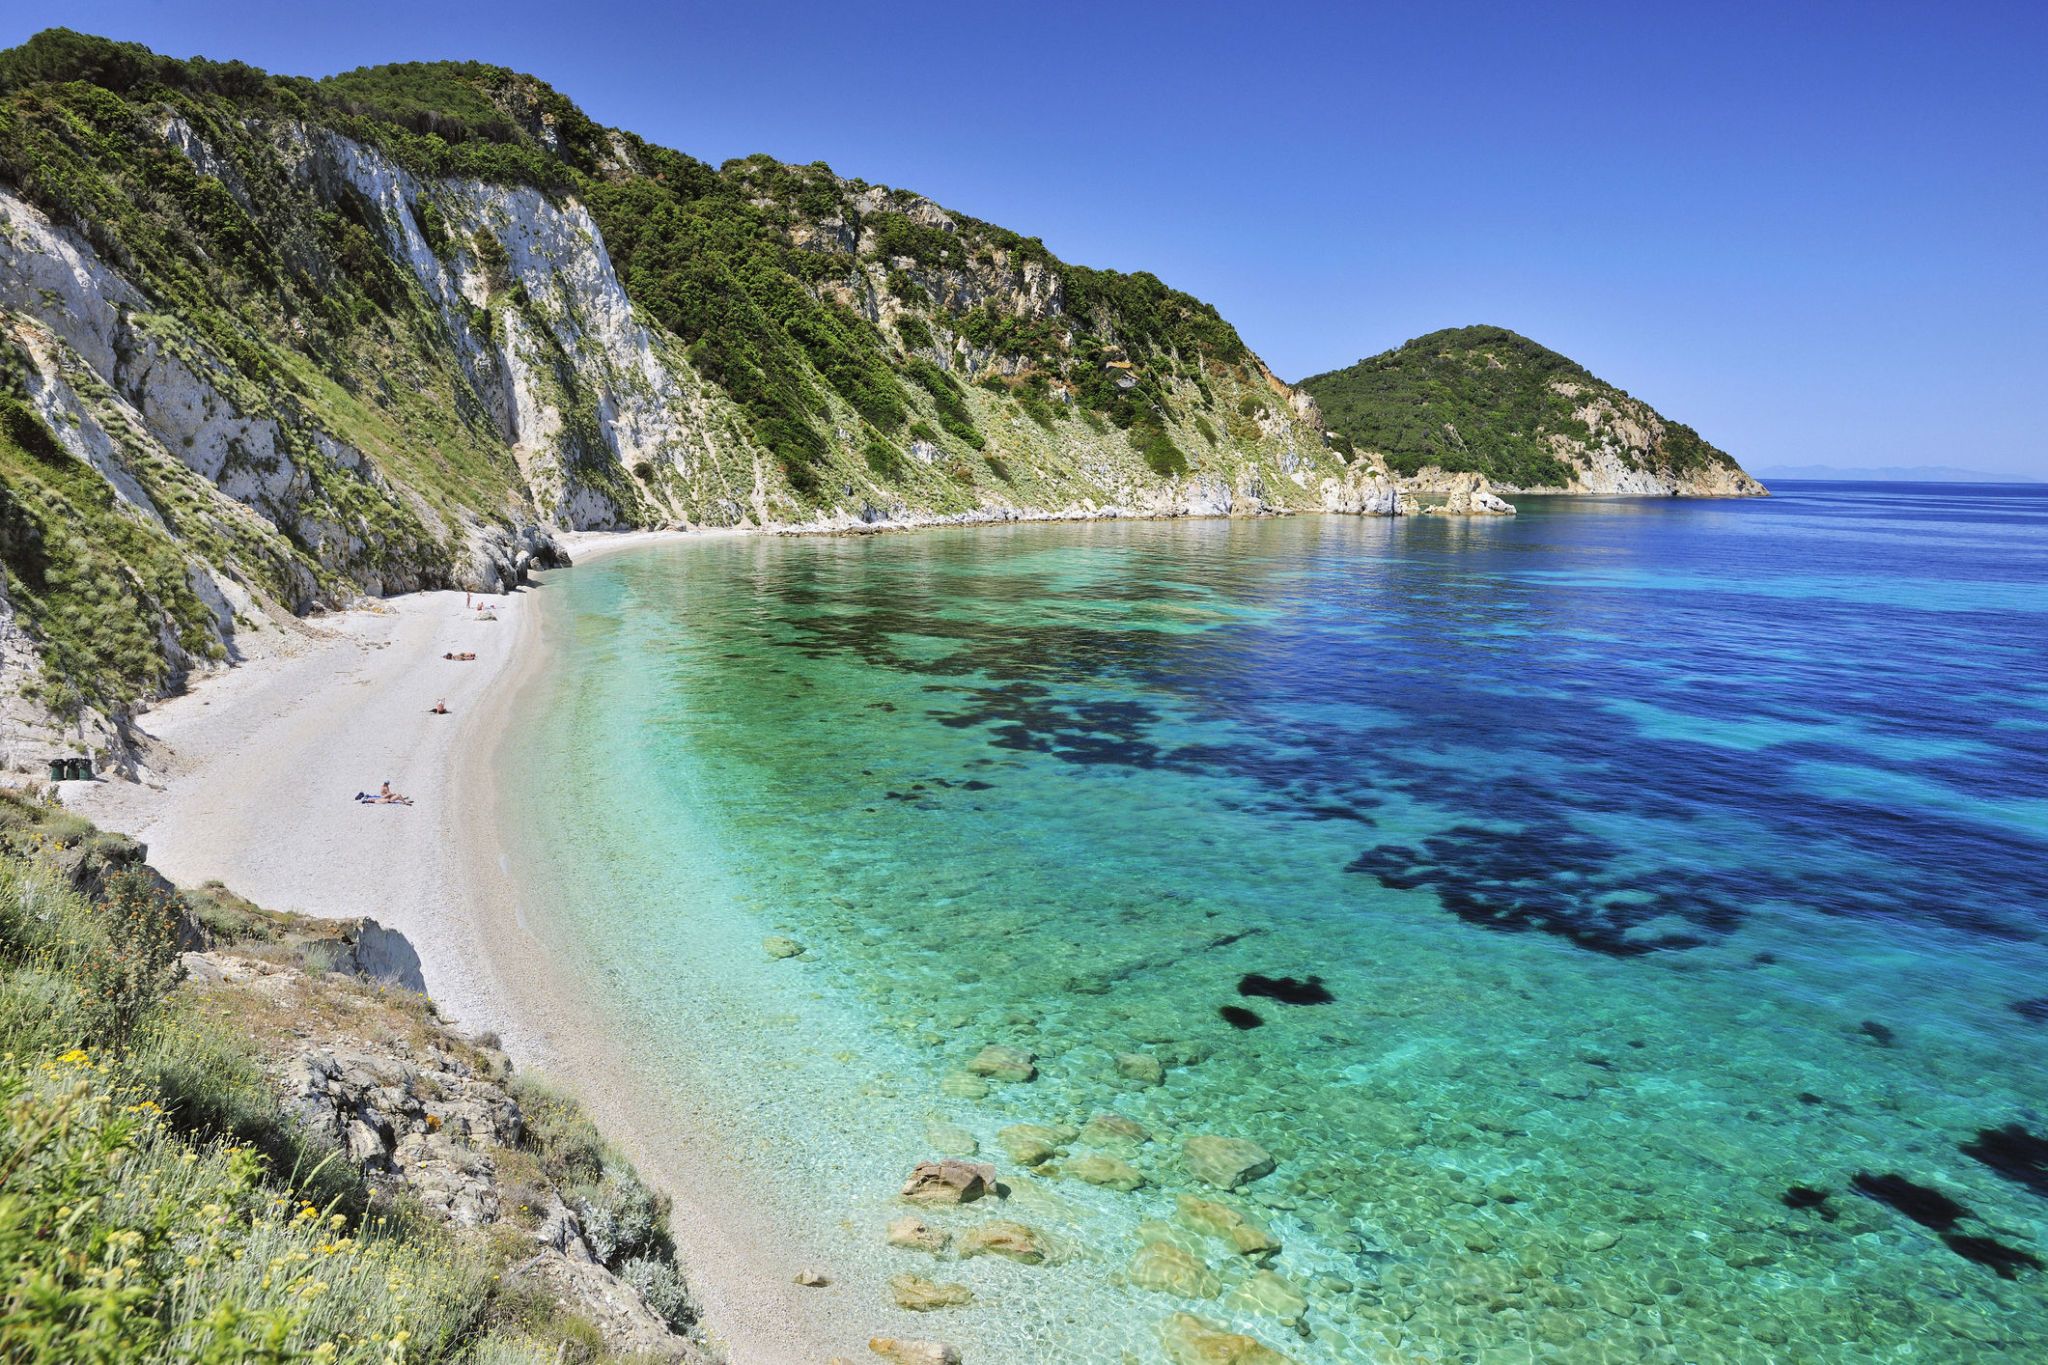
[10,2,2046,476]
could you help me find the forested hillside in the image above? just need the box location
[1299,326,1762,495]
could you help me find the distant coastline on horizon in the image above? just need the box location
[1753,463,2044,484]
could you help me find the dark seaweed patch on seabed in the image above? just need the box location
[1963,1125,2048,1198]
[1942,1235,2043,1280]
[1852,1173,2043,1278]
[1782,1185,1834,1217]
[760,545,2048,959]
[1349,816,1742,957]
[1239,973,1335,1005]
[1852,1172,1968,1230]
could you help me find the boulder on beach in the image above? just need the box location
[794,1268,829,1287]
[889,1273,975,1311]
[900,1159,997,1205]
[997,1123,1065,1166]
[1129,1241,1220,1298]
[763,935,806,959]
[1158,1312,1296,1365]
[959,1219,1051,1264]
[1115,1052,1165,1087]
[886,1216,951,1254]
[966,1044,1037,1082]
[1182,1136,1276,1190]
[1176,1195,1281,1261]
[869,1338,962,1365]
[1068,1153,1147,1192]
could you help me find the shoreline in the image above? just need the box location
[67,526,936,1362]
[455,535,899,1362]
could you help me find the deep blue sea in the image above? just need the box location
[507,482,2048,1361]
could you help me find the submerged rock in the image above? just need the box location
[1115,1052,1166,1087]
[886,1216,952,1254]
[939,1074,991,1100]
[1068,1153,1147,1192]
[869,1338,962,1365]
[888,1273,974,1311]
[959,1219,1051,1264]
[762,935,806,959]
[1182,1136,1276,1190]
[1129,1241,1220,1298]
[900,1160,997,1206]
[1080,1112,1153,1150]
[1158,1311,1295,1364]
[924,1121,978,1156]
[966,1045,1037,1082]
[1176,1195,1281,1261]
[1226,1269,1309,1324]
[997,1123,1065,1166]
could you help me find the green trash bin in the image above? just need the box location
[48,758,67,783]
[70,757,92,781]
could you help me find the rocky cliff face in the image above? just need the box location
[0,30,1358,749]
[1298,325,1767,497]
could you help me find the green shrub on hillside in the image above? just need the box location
[1131,420,1189,477]
[905,359,983,450]
[892,314,934,352]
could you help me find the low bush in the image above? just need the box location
[0,1052,486,1362]
[0,794,697,1360]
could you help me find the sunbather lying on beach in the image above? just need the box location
[355,781,414,806]
[441,651,477,661]
[430,699,449,715]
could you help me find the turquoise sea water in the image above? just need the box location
[504,484,2048,1362]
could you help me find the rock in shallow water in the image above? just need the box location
[1182,1135,1276,1189]
[923,1121,978,1156]
[869,1338,961,1365]
[1115,1052,1165,1087]
[1158,1311,1295,1364]
[886,1216,951,1254]
[763,935,806,959]
[959,1219,1051,1263]
[1226,1269,1309,1324]
[888,1273,974,1311]
[1129,1240,1220,1297]
[966,1044,1037,1082]
[900,1159,997,1205]
[1081,1112,1153,1149]
[1068,1153,1147,1191]
[1176,1194,1281,1261]
[997,1123,1065,1165]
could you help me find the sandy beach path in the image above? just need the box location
[69,587,531,1036]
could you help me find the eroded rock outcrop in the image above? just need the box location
[178,947,713,1361]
